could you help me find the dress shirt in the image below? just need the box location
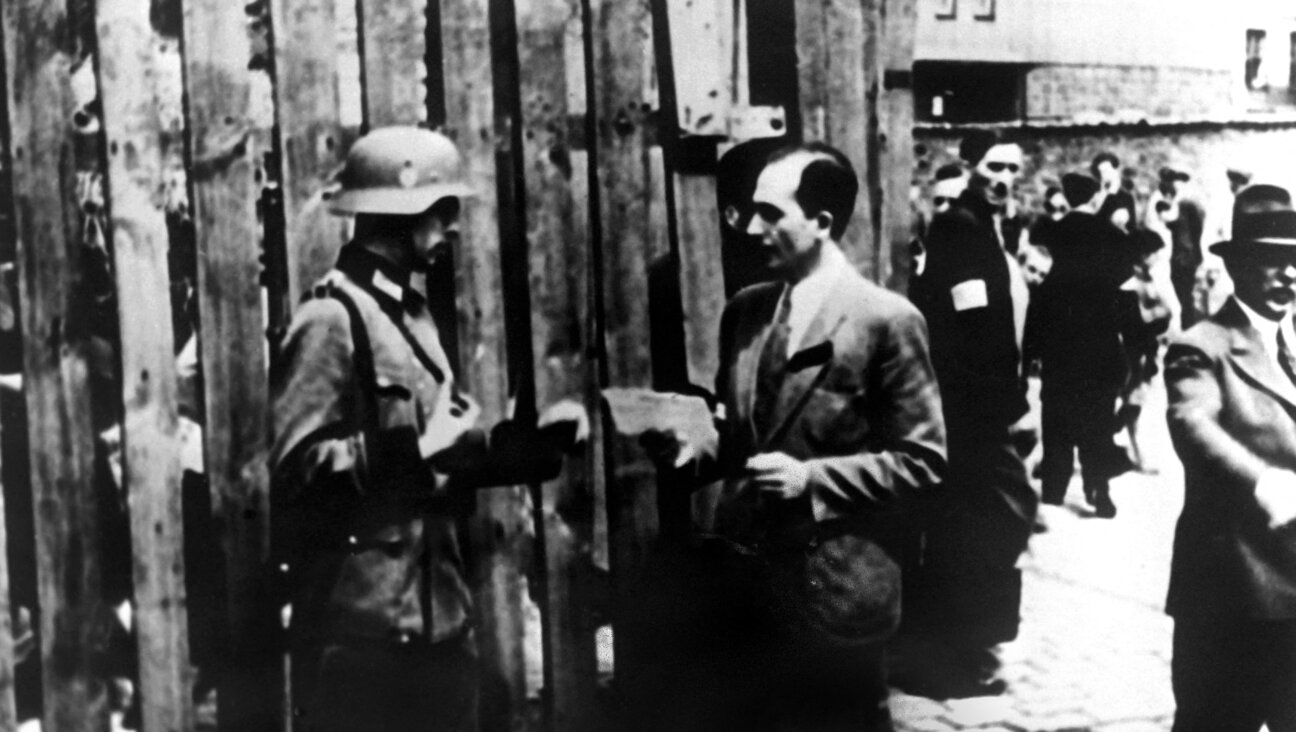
[786,242,848,356]
[1234,296,1296,378]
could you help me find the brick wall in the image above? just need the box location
[1025,65,1234,122]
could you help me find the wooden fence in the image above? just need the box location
[0,0,916,729]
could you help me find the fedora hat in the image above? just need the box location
[1210,184,1296,256]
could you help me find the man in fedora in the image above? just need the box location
[1164,183,1296,731]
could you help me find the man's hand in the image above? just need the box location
[745,452,810,500]
[538,398,590,454]
[1256,468,1296,530]
[420,390,482,459]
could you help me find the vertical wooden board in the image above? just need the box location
[93,2,193,729]
[516,0,601,727]
[270,0,349,315]
[672,171,725,390]
[664,0,734,137]
[2,1,110,728]
[359,0,428,127]
[180,2,282,729]
[880,0,916,292]
[0,462,15,731]
[794,0,874,275]
[590,0,665,682]
[0,15,23,732]
[439,1,529,730]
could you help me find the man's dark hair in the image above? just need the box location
[933,163,965,182]
[766,142,858,240]
[1090,152,1120,176]
[958,128,1018,166]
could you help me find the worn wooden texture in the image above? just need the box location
[672,170,725,389]
[794,0,874,275]
[664,0,735,137]
[270,0,349,317]
[359,0,428,127]
[0,448,14,731]
[880,0,916,292]
[93,2,193,729]
[2,0,110,728]
[439,1,530,729]
[515,0,601,727]
[590,0,668,681]
[180,1,282,729]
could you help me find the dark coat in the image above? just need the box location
[912,189,1028,430]
[1165,297,1296,620]
[1027,210,1131,391]
[709,269,946,642]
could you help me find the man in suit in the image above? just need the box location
[1031,172,1132,517]
[655,142,945,731]
[1164,184,1296,731]
[904,129,1037,697]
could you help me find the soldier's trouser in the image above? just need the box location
[292,630,479,732]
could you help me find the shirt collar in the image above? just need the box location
[1233,296,1289,355]
[337,243,426,311]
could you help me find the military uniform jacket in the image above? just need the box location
[270,245,479,646]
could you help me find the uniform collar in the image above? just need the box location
[337,243,426,311]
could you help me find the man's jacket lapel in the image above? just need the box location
[1220,298,1296,414]
[763,276,851,449]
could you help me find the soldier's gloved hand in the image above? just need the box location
[537,399,590,454]
[419,390,483,460]
[639,428,695,469]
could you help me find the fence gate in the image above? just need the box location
[0,0,916,729]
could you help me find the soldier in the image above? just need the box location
[269,127,587,731]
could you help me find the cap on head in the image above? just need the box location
[326,126,476,216]
[959,128,1015,166]
[1060,172,1100,208]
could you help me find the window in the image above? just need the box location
[1247,29,1267,91]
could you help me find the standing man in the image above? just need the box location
[1030,173,1132,517]
[1164,186,1296,732]
[907,129,1037,697]
[656,142,946,731]
[1092,152,1137,233]
[269,127,587,732]
[1148,166,1205,329]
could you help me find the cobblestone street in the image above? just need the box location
[890,380,1184,732]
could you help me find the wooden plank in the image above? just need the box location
[179,2,282,729]
[269,0,350,320]
[0,17,23,731]
[93,2,193,729]
[794,0,874,275]
[589,0,666,682]
[439,1,530,730]
[2,0,111,728]
[515,0,601,727]
[359,0,428,127]
[879,0,917,292]
[664,0,734,137]
[672,171,725,391]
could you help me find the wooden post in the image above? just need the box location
[93,1,193,729]
[671,170,725,389]
[2,0,111,728]
[794,0,874,275]
[269,0,350,319]
[179,2,282,729]
[0,457,15,730]
[879,0,917,292]
[516,0,601,727]
[438,1,530,729]
[589,0,668,684]
[358,0,428,127]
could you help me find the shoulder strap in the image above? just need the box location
[311,282,381,448]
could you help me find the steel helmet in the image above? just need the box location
[326,126,475,216]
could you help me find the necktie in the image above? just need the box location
[753,288,793,441]
[1278,325,1296,388]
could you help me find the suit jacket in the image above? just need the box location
[913,190,1028,430]
[1027,211,1130,390]
[710,268,946,642]
[1164,296,1296,620]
